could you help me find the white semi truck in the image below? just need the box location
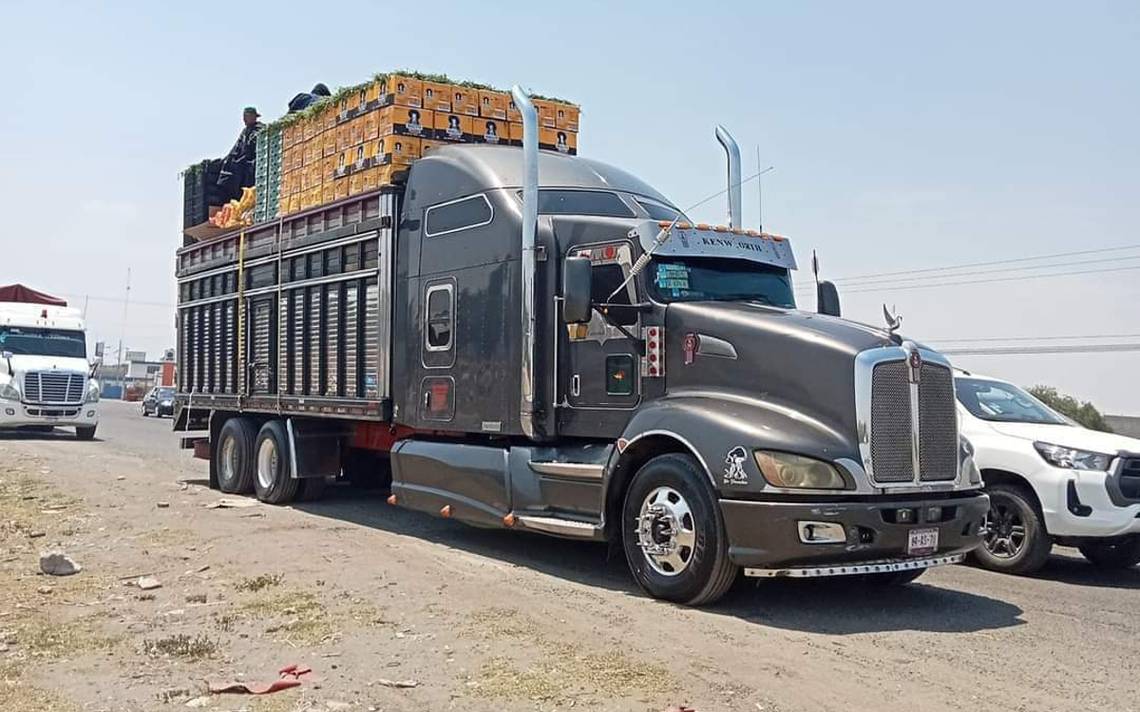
[0,295,100,439]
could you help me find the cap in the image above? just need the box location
[243,106,260,117]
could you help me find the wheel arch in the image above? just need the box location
[981,468,1046,515]
[603,431,712,542]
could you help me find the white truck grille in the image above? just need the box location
[24,372,85,405]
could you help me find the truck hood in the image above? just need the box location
[984,421,1140,455]
[665,303,898,442]
[6,354,90,375]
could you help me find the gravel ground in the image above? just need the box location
[0,400,1137,712]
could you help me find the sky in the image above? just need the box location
[0,1,1137,412]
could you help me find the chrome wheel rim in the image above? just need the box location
[220,435,238,484]
[982,495,1026,559]
[636,486,696,576]
[256,438,278,490]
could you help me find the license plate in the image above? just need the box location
[907,527,939,556]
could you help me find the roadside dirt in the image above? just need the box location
[1,403,1138,711]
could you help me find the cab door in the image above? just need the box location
[560,240,642,423]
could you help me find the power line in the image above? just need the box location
[809,242,1140,286]
[836,264,1140,294]
[60,293,175,308]
[795,254,1140,291]
[939,343,1140,356]
[929,332,1140,343]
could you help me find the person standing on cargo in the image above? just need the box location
[217,107,264,201]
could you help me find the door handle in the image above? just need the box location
[423,390,431,410]
[571,374,580,397]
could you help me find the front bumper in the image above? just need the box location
[156,402,174,416]
[720,492,989,575]
[1033,462,1140,538]
[0,401,99,429]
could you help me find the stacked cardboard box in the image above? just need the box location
[256,72,580,220]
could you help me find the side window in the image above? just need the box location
[424,284,454,352]
[573,242,637,327]
[424,194,493,237]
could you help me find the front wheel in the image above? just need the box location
[75,425,97,441]
[970,483,1052,574]
[1078,536,1140,570]
[621,454,738,606]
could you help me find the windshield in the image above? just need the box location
[648,257,796,307]
[158,388,175,399]
[0,326,86,358]
[956,377,1067,425]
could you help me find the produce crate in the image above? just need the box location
[183,160,210,229]
[254,127,283,223]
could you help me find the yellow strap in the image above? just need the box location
[237,231,246,393]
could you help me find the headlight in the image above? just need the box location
[1034,441,1112,471]
[0,380,20,401]
[85,381,100,403]
[754,451,848,489]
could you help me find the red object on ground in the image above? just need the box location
[208,664,312,695]
[0,284,67,306]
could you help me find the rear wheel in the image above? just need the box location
[1078,536,1140,569]
[971,483,1052,574]
[621,454,738,606]
[253,420,300,504]
[215,418,256,494]
[75,425,97,441]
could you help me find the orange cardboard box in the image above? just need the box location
[334,177,349,201]
[322,183,335,205]
[288,194,301,214]
[420,138,444,156]
[508,121,524,145]
[376,105,433,138]
[323,156,337,185]
[336,124,350,152]
[360,166,380,193]
[375,74,423,109]
[362,110,379,141]
[554,103,580,132]
[323,130,337,157]
[540,127,577,154]
[321,102,337,132]
[478,89,509,120]
[450,86,479,117]
[507,97,521,122]
[472,117,507,145]
[351,143,368,170]
[353,85,370,114]
[421,81,453,113]
[281,123,295,149]
[309,186,323,207]
[532,98,557,129]
[335,149,352,178]
[349,115,365,146]
[302,117,315,143]
[348,173,364,196]
[433,111,472,142]
[376,135,421,166]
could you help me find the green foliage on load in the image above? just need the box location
[1028,385,1114,432]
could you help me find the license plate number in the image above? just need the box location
[907,528,939,555]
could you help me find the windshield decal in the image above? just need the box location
[654,263,690,295]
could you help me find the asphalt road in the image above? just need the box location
[7,400,1140,711]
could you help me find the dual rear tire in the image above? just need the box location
[214,417,312,504]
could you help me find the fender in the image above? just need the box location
[604,390,861,504]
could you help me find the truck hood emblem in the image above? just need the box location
[882,304,902,336]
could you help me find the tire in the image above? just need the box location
[1078,536,1140,570]
[253,420,300,504]
[295,475,328,502]
[214,418,257,494]
[856,568,926,586]
[140,406,149,417]
[970,483,1052,574]
[75,425,97,441]
[621,453,738,606]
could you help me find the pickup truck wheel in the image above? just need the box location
[253,420,300,504]
[1078,536,1140,569]
[971,484,1051,574]
[621,453,738,606]
[75,425,97,441]
[215,418,256,494]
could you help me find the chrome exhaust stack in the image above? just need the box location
[715,125,742,229]
[511,85,539,439]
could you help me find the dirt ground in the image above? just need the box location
[1,401,1138,712]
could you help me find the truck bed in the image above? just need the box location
[174,188,399,421]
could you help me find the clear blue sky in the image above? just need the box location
[1,1,1137,412]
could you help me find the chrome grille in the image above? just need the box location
[870,361,914,482]
[24,372,85,405]
[868,358,958,485]
[918,363,958,480]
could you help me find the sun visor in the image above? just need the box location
[629,220,797,270]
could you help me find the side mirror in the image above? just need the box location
[817,280,841,317]
[562,256,593,324]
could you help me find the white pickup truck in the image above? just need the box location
[0,300,100,439]
[956,372,1140,573]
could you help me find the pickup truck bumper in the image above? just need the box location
[720,492,989,576]
[0,402,98,430]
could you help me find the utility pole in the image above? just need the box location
[116,268,131,366]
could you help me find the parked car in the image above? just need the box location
[956,372,1140,573]
[141,387,175,418]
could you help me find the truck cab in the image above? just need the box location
[0,300,100,439]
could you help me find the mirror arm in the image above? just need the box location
[592,306,646,355]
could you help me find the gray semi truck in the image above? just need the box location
[174,87,988,605]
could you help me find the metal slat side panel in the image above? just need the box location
[251,301,271,394]
[179,310,189,391]
[308,287,322,396]
[326,287,339,396]
[225,301,236,392]
[187,309,198,393]
[279,293,289,396]
[343,283,358,397]
[214,302,224,393]
[318,285,329,396]
[203,306,213,393]
[363,277,380,399]
[292,290,304,395]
